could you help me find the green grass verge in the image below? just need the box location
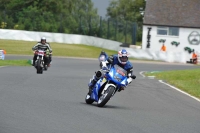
[0,60,32,66]
[0,39,117,58]
[0,39,161,62]
[145,69,200,99]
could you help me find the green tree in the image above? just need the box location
[106,0,146,42]
[107,0,145,22]
[0,0,99,34]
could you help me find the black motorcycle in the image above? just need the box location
[34,50,48,74]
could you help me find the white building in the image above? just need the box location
[142,0,200,61]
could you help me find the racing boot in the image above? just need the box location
[88,71,103,95]
[88,77,98,95]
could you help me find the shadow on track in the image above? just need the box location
[79,102,132,110]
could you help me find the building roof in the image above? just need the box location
[143,0,200,28]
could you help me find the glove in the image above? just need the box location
[101,61,108,70]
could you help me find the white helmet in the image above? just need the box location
[118,49,128,65]
[41,37,46,43]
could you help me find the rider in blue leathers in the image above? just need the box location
[88,49,135,95]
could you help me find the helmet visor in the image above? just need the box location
[41,39,46,43]
[119,56,128,62]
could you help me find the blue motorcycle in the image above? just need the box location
[85,64,136,107]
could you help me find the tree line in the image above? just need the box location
[0,0,145,43]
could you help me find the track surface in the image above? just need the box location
[0,55,200,133]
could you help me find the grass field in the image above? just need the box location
[0,60,31,66]
[0,39,117,58]
[145,69,200,99]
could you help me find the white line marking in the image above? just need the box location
[147,76,155,79]
[159,80,200,103]
[141,71,200,102]
[139,71,146,77]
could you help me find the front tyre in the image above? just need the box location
[85,94,94,104]
[36,59,43,74]
[97,86,115,107]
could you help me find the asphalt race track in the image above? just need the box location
[0,55,200,133]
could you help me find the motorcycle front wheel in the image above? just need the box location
[97,86,115,107]
[36,59,43,74]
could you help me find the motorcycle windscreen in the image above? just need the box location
[108,64,127,84]
[98,55,106,62]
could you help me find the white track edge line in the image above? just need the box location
[159,80,200,103]
[139,71,146,77]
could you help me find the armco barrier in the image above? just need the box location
[0,29,189,63]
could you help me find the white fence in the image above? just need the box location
[0,29,121,51]
[0,29,191,63]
